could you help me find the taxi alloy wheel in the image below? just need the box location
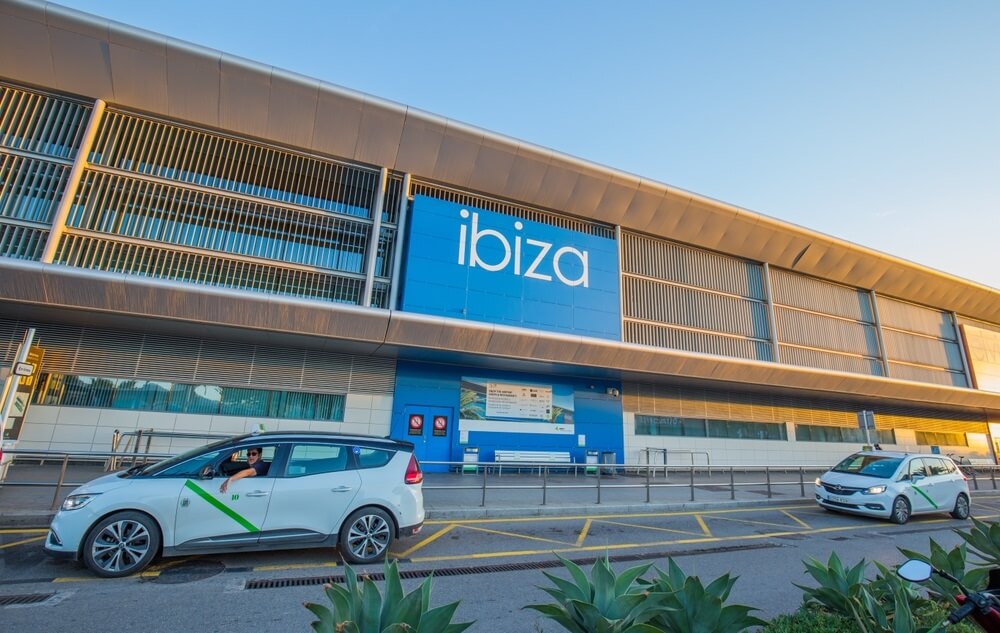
[83,511,161,578]
[951,493,971,520]
[890,496,911,525]
[339,507,394,565]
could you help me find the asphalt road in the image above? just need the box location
[2,497,999,632]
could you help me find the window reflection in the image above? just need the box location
[33,373,344,421]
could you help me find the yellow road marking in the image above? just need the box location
[702,514,809,530]
[408,516,956,564]
[457,524,576,547]
[575,519,592,547]
[53,576,99,583]
[695,514,711,536]
[0,535,45,549]
[781,510,811,529]
[395,523,458,559]
[255,561,339,572]
[594,519,704,537]
[0,528,48,534]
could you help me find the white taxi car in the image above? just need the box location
[815,451,970,524]
[44,431,424,577]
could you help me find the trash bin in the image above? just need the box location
[600,450,616,476]
[462,447,479,474]
[585,449,599,475]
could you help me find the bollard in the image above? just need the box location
[689,466,695,502]
[765,467,772,499]
[542,466,548,505]
[480,469,488,507]
[730,467,735,500]
[645,463,651,503]
[51,454,70,510]
[799,467,805,497]
[596,465,602,504]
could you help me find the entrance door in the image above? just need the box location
[403,405,453,471]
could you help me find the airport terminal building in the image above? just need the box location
[2,0,999,470]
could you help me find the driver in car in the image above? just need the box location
[220,448,269,493]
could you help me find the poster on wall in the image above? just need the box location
[459,377,574,435]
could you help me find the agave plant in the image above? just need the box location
[956,517,1000,568]
[525,554,667,633]
[795,552,933,633]
[641,557,765,633]
[304,559,474,633]
[898,539,988,607]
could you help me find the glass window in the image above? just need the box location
[152,449,225,478]
[286,444,348,477]
[907,459,928,478]
[795,425,896,445]
[31,372,346,422]
[926,458,949,476]
[356,447,393,470]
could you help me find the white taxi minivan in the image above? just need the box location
[44,431,424,577]
[815,451,971,524]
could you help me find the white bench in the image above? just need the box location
[493,450,572,476]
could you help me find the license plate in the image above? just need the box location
[830,495,851,504]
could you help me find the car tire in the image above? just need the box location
[951,493,971,520]
[338,507,394,565]
[890,496,911,525]
[82,511,161,578]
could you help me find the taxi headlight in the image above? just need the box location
[814,478,822,486]
[863,485,887,495]
[61,494,99,511]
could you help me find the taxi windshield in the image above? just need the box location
[831,454,902,479]
[138,437,235,476]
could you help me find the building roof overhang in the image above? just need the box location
[0,0,997,324]
[2,260,998,417]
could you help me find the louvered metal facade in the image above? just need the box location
[0,318,395,396]
[0,82,400,308]
[0,84,88,260]
[625,382,987,433]
[620,231,772,360]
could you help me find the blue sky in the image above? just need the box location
[55,1,1000,290]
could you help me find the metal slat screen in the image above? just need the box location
[0,318,395,396]
[877,295,968,387]
[770,268,884,377]
[620,231,771,360]
[24,103,397,308]
[0,84,87,260]
[410,180,614,238]
[625,382,987,433]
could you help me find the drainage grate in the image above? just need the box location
[245,543,781,590]
[0,593,54,606]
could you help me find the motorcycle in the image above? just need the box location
[898,559,1000,631]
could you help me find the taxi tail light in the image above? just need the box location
[405,454,423,484]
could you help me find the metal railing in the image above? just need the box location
[5,450,1000,511]
[1,449,173,509]
[637,448,712,475]
[108,429,231,470]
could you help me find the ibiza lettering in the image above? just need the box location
[456,209,589,287]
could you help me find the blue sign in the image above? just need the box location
[401,196,621,340]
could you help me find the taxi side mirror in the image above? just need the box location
[199,465,216,480]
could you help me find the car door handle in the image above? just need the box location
[246,491,269,497]
[331,486,354,493]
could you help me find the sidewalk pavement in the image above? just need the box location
[4,461,999,529]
